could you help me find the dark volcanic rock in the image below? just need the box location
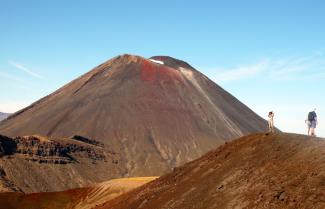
[0,135,17,156]
[12,135,107,163]
[1,135,107,164]
[71,135,104,147]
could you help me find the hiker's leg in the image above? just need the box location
[313,127,316,136]
[272,120,274,133]
[269,120,274,133]
[311,127,315,136]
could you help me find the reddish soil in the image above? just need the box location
[140,59,183,83]
[97,133,325,209]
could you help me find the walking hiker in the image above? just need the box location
[306,109,318,136]
[268,111,275,133]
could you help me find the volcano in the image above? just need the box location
[0,55,267,192]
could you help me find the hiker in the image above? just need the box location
[306,109,318,136]
[268,111,275,133]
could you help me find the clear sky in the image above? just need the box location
[1,0,324,137]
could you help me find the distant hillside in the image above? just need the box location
[0,113,10,121]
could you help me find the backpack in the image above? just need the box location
[308,111,316,121]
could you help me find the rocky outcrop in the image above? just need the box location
[0,134,121,193]
[0,135,17,156]
[0,135,107,164]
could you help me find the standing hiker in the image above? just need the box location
[268,111,275,133]
[306,109,318,136]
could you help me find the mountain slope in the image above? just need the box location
[98,133,325,209]
[0,54,267,192]
[0,113,10,122]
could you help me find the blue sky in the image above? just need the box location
[0,0,324,136]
